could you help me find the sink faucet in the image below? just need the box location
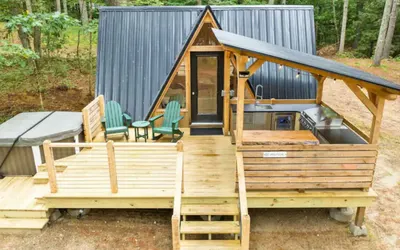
[255,84,263,105]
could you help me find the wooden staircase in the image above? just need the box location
[179,203,241,250]
[0,177,51,233]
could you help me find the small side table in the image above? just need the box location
[132,121,150,142]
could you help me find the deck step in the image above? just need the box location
[180,221,240,234]
[0,209,49,219]
[0,218,48,233]
[180,240,241,250]
[181,204,239,216]
[33,172,49,184]
[37,164,67,173]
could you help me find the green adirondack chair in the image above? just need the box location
[149,101,184,142]
[104,101,131,141]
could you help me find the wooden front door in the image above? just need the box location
[190,52,224,123]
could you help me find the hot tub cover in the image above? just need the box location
[0,112,83,147]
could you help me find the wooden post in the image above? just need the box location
[235,55,248,146]
[171,215,180,250]
[314,75,326,104]
[355,207,366,227]
[223,51,231,136]
[176,140,184,193]
[106,140,118,193]
[241,214,251,250]
[43,140,57,193]
[185,55,191,123]
[82,108,92,142]
[98,95,105,117]
[369,95,385,144]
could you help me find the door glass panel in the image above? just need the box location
[197,56,217,115]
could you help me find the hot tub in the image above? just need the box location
[0,112,83,176]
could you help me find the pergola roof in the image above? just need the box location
[212,29,400,95]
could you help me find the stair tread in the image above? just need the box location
[0,218,48,229]
[181,221,240,234]
[180,240,241,250]
[182,204,239,216]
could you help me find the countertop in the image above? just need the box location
[231,103,319,113]
[318,127,367,144]
[241,130,319,145]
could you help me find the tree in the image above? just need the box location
[282,0,286,4]
[55,0,61,12]
[269,0,274,4]
[373,0,393,66]
[25,0,32,13]
[62,0,68,14]
[339,0,349,53]
[79,0,89,25]
[332,0,339,45]
[382,0,399,58]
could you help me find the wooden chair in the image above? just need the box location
[149,101,184,142]
[104,101,131,141]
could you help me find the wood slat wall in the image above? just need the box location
[237,144,377,190]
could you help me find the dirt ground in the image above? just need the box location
[0,58,399,250]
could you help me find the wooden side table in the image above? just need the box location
[132,121,150,142]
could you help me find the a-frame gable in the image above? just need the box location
[147,6,222,120]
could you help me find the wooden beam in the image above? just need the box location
[106,140,118,193]
[43,140,57,193]
[247,59,265,77]
[345,82,378,116]
[190,45,224,52]
[235,55,248,146]
[98,95,105,117]
[230,98,316,105]
[185,55,191,123]
[223,51,231,136]
[369,96,385,144]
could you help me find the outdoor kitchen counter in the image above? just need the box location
[231,103,319,113]
[240,130,319,145]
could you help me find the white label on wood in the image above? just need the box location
[263,152,287,158]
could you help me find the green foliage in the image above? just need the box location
[135,0,164,6]
[57,79,76,90]
[6,12,80,54]
[0,40,39,68]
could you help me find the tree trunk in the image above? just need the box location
[382,0,399,58]
[282,0,286,4]
[62,0,68,14]
[373,0,393,66]
[269,0,274,4]
[55,0,61,12]
[332,0,339,45]
[352,1,365,49]
[25,0,32,13]
[18,28,31,49]
[33,27,41,58]
[197,0,202,5]
[338,0,349,53]
[79,0,89,25]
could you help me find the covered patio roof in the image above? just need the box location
[212,28,400,97]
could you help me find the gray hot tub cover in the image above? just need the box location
[0,112,83,147]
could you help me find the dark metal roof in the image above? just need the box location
[212,28,400,93]
[96,5,318,121]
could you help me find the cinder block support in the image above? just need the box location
[329,207,354,223]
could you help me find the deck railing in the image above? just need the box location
[82,95,105,142]
[236,152,250,250]
[172,141,184,250]
[42,140,181,194]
